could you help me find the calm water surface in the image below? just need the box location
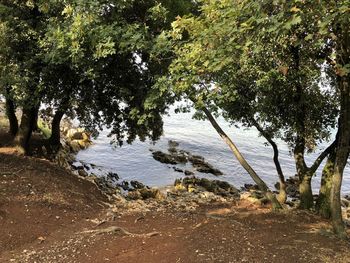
[77,108,350,194]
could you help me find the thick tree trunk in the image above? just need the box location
[5,96,18,136]
[251,119,287,203]
[299,173,313,210]
[315,150,336,219]
[48,110,65,146]
[329,24,350,239]
[330,81,349,238]
[202,107,282,210]
[294,137,314,209]
[14,107,38,154]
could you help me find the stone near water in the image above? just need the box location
[152,147,223,176]
[184,170,194,176]
[78,169,88,177]
[173,167,184,173]
[130,180,145,190]
[152,151,178,165]
[174,177,239,197]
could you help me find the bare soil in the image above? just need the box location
[1,149,350,262]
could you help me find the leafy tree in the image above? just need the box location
[310,0,350,238]
[160,0,343,212]
[0,0,193,152]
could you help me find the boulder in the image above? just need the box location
[152,151,178,164]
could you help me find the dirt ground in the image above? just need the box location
[1,151,350,263]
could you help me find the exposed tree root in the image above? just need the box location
[80,226,160,237]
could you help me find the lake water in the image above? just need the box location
[77,108,350,194]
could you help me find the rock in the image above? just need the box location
[152,148,222,176]
[78,169,88,177]
[168,140,179,148]
[184,170,194,176]
[130,180,145,190]
[83,163,90,171]
[127,188,164,200]
[77,140,88,149]
[71,132,84,140]
[175,177,239,197]
[174,183,187,192]
[286,184,298,198]
[71,162,84,170]
[173,167,184,173]
[127,190,142,200]
[341,198,350,208]
[118,181,130,191]
[69,141,82,153]
[107,172,120,181]
[139,188,164,200]
[243,184,259,191]
[168,147,178,154]
[173,153,187,163]
[93,177,117,195]
[152,151,178,164]
[240,192,263,205]
[189,156,223,176]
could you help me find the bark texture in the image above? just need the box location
[14,107,39,153]
[315,149,336,219]
[48,110,65,146]
[5,96,18,136]
[330,24,350,239]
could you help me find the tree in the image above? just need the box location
[160,0,338,210]
[312,0,350,239]
[0,0,193,152]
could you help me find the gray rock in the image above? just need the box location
[78,169,88,177]
[184,170,194,176]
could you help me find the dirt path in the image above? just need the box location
[1,152,350,263]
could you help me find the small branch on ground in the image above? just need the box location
[79,226,160,237]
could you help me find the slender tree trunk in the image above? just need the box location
[14,107,38,154]
[5,96,18,136]
[251,119,287,203]
[202,107,282,210]
[315,149,336,219]
[48,110,65,146]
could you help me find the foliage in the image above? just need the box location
[0,0,193,145]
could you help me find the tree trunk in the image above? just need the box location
[14,107,38,154]
[299,173,314,210]
[315,149,336,219]
[330,80,349,239]
[5,96,18,136]
[329,23,350,239]
[202,107,282,210]
[48,110,65,146]
[294,137,314,209]
[251,119,287,204]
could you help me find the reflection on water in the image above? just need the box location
[77,109,350,193]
